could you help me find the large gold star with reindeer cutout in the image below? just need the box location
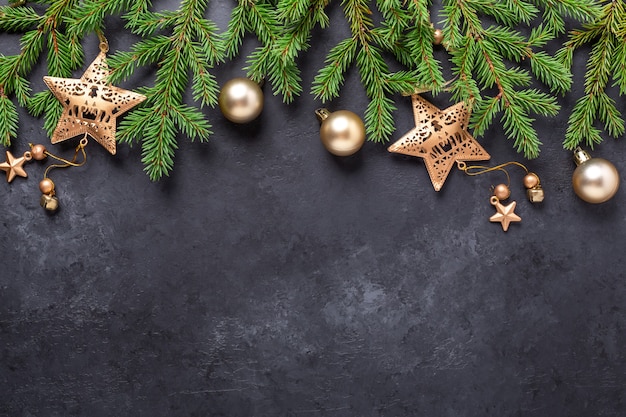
[388,95,490,191]
[43,52,146,155]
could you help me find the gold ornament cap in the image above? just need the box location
[573,146,591,166]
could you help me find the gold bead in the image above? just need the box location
[40,194,59,211]
[317,109,366,156]
[39,178,55,194]
[493,183,511,200]
[218,77,263,123]
[31,144,47,161]
[523,173,540,189]
[433,29,444,46]
[572,149,619,204]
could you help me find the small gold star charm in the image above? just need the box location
[489,196,521,232]
[43,51,146,155]
[388,94,490,191]
[0,150,29,182]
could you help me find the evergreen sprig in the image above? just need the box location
[310,0,444,142]
[0,0,611,178]
[442,0,600,158]
[104,0,223,180]
[557,0,626,150]
[222,0,281,88]
[0,0,85,145]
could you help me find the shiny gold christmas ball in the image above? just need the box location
[493,184,511,200]
[31,144,47,160]
[218,77,263,123]
[523,173,540,189]
[318,109,366,156]
[39,178,55,194]
[433,29,444,46]
[572,153,619,204]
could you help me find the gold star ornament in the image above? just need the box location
[388,95,490,191]
[43,51,146,155]
[489,197,521,232]
[0,150,29,182]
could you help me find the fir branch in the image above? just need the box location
[534,0,602,35]
[108,0,222,180]
[28,90,63,135]
[270,0,330,102]
[0,93,18,147]
[0,0,608,176]
[402,0,445,91]
[68,0,137,37]
[221,2,248,59]
[311,0,445,142]
[440,0,595,158]
[222,0,281,83]
[560,0,626,150]
[0,4,40,32]
[0,0,85,144]
[311,38,357,102]
[221,0,312,103]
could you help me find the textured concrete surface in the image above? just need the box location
[1,2,625,416]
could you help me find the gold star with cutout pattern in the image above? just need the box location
[43,52,146,155]
[490,200,521,232]
[0,151,28,182]
[388,95,490,191]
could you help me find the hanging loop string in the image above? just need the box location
[456,161,513,188]
[30,135,89,179]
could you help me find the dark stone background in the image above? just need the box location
[1,1,625,416]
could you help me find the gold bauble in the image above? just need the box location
[39,178,55,194]
[493,184,511,200]
[316,109,366,156]
[572,147,619,204]
[218,77,263,123]
[31,144,47,161]
[523,173,540,189]
[433,28,444,46]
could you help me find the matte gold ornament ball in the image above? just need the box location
[316,109,366,156]
[433,28,444,45]
[218,77,263,123]
[523,173,539,189]
[493,184,511,200]
[39,178,55,194]
[572,147,620,204]
[30,144,47,161]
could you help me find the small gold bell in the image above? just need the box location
[40,194,59,211]
[526,187,545,203]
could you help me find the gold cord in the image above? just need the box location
[35,136,89,179]
[456,160,533,186]
[457,160,529,175]
[457,161,513,187]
